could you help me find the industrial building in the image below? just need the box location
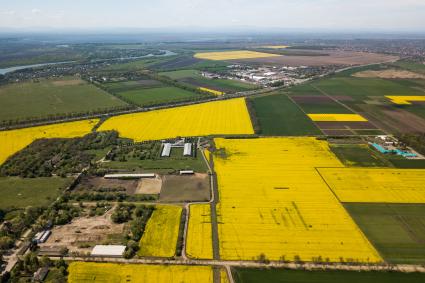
[161,143,172,157]
[183,143,193,156]
[104,173,155,179]
[91,245,126,257]
[33,230,51,244]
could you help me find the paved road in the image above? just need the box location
[51,255,425,273]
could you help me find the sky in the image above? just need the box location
[0,0,425,32]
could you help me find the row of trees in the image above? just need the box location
[397,133,425,155]
[0,105,133,129]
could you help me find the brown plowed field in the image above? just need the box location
[234,51,398,67]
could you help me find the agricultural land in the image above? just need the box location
[0,77,127,123]
[97,98,254,141]
[1,38,425,283]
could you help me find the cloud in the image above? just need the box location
[1,10,16,16]
[31,8,41,14]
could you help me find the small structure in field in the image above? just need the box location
[183,143,193,156]
[161,143,172,157]
[91,245,126,257]
[104,173,155,179]
[33,267,49,282]
[179,170,194,175]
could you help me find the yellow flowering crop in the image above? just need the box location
[213,137,382,263]
[68,262,213,283]
[139,205,182,257]
[98,98,254,142]
[220,268,230,283]
[199,87,225,96]
[0,119,98,165]
[386,96,425,105]
[307,114,368,122]
[194,50,280,61]
[186,204,213,259]
[319,168,425,203]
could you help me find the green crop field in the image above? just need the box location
[388,158,425,169]
[103,80,164,93]
[311,77,425,101]
[199,78,257,91]
[159,69,200,80]
[233,268,425,283]
[0,177,72,209]
[345,203,425,264]
[0,77,127,122]
[117,86,201,106]
[287,83,324,96]
[182,77,257,93]
[250,93,322,136]
[392,61,425,75]
[330,144,392,167]
[101,148,208,173]
[101,57,173,72]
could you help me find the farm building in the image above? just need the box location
[104,173,155,179]
[180,170,194,175]
[183,143,192,156]
[33,230,51,244]
[33,267,49,282]
[91,245,126,257]
[161,143,172,157]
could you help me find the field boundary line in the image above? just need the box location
[284,93,324,135]
[311,85,388,135]
[314,167,386,263]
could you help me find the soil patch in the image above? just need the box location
[51,79,85,86]
[74,176,139,195]
[135,176,162,194]
[353,69,425,79]
[159,173,210,202]
[381,108,425,133]
[234,51,398,67]
[39,207,124,254]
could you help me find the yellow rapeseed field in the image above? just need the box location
[194,50,280,61]
[68,262,213,283]
[213,137,382,263]
[385,95,425,105]
[139,205,182,257]
[199,87,225,96]
[319,168,425,203]
[186,204,213,259]
[0,119,98,165]
[220,268,230,283]
[98,98,254,142]
[307,113,368,122]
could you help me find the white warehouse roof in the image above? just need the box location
[91,245,126,257]
[161,143,172,157]
[183,143,192,156]
[104,173,155,179]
